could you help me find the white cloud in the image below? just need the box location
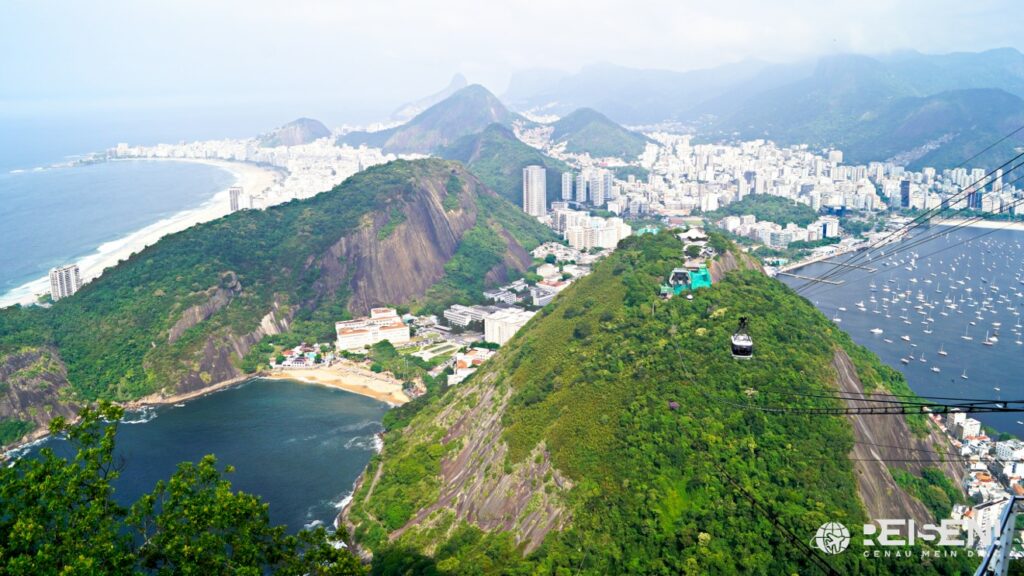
[0,0,1018,122]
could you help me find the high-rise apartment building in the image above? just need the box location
[522,166,547,217]
[229,186,243,212]
[561,172,574,201]
[49,264,82,301]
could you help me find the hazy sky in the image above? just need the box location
[1,0,1020,127]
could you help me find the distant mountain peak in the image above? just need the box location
[258,117,330,147]
[346,83,524,154]
[391,73,470,122]
[550,107,651,159]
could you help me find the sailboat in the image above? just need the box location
[938,344,948,356]
[983,330,995,346]
[961,369,968,380]
[961,325,973,341]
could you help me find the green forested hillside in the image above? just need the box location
[550,107,652,159]
[704,194,819,227]
[440,123,570,208]
[0,159,550,408]
[350,232,972,575]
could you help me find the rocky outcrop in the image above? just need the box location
[167,272,242,344]
[0,347,78,445]
[832,349,964,525]
[348,370,572,555]
[710,249,763,283]
[174,298,292,394]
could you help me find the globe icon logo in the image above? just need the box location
[812,521,851,554]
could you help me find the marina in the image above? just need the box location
[783,226,1024,434]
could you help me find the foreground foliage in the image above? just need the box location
[0,404,365,575]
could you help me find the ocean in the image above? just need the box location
[781,226,1024,435]
[13,378,389,532]
[0,159,234,301]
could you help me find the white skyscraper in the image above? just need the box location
[229,186,243,212]
[587,169,612,207]
[49,264,82,301]
[561,172,574,201]
[575,172,588,203]
[522,165,547,217]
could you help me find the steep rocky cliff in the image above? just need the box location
[0,159,552,430]
[0,347,78,446]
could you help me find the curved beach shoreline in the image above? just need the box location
[0,158,283,308]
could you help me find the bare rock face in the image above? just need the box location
[173,298,293,395]
[832,349,964,525]
[710,249,763,283]
[322,171,480,315]
[167,272,242,344]
[0,347,78,444]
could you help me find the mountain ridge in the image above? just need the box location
[0,158,552,442]
[342,85,529,154]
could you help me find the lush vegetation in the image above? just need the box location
[0,404,364,575]
[891,467,966,521]
[704,194,820,227]
[550,107,652,159]
[0,159,545,407]
[612,165,650,181]
[440,123,570,209]
[0,418,35,445]
[355,231,972,574]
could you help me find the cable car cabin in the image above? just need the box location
[731,317,753,359]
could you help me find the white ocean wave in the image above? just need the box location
[120,406,157,424]
[343,435,380,451]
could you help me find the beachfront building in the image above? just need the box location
[484,308,535,345]
[229,186,243,212]
[48,264,82,301]
[335,307,410,350]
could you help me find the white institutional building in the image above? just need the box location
[484,308,535,345]
[522,165,547,217]
[48,264,82,301]
[335,307,410,350]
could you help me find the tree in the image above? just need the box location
[0,404,366,575]
[544,254,556,264]
[685,245,702,258]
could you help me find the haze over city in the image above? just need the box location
[2,0,1021,124]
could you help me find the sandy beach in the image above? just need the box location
[266,365,411,406]
[0,158,283,308]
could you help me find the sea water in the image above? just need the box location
[17,378,389,532]
[782,226,1024,435]
[0,160,234,301]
